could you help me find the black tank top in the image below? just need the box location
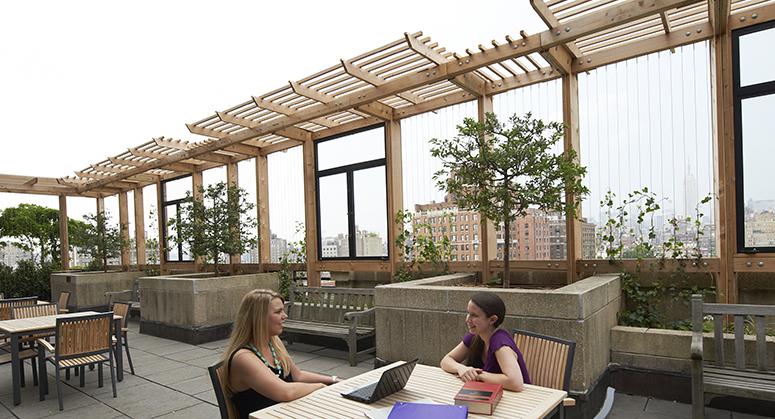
[228,348,294,419]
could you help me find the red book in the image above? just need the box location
[453,381,503,415]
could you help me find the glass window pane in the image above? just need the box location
[317,127,385,171]
[164,176,191,202]
[319,174,349,258]
[353,167,388,257]
[742,93,775,247]
[740,27,775,87]
[165,204,179,261]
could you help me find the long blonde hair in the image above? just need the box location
[221,289,292,393]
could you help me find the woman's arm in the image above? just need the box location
[476,347,525,391]
[440,341,481,382]
[231,350,326,402]
[288,356,340,384]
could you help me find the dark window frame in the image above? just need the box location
[733,20,775,253]
[161,174,194,262]
[314,123,389,261]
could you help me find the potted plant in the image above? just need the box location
[430,112,588,287]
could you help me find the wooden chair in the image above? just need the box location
[12,303,59,343]
[57,292,71,314]
[514,328,577,409]
[36,312,117,410]
[208,360,237,419]
[110,302,135,375]
[690,295,775,419]
[0,296,39,321]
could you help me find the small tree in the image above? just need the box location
[82,210,124,272]
[170,182,257,276]
[394,209,452,282]
[430,112,588,287]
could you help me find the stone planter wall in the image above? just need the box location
[139,272,279,344]
[611,325,775,374]
[50,271,146,311]
[375,273,621,394]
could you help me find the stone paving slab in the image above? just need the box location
[153,402,220,419]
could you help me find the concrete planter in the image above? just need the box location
[375,273,621,394]
[139,272,279,344]
[50,271,146,312]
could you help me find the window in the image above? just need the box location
[316,125,388,259]
[734,21,775,251]
[161,175,193,262]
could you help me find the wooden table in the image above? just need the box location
[0,311,124,405]
[251,363,567,419]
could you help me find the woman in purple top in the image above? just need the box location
[440,292,531,391]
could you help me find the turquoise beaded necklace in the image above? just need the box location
[247,341,283,378]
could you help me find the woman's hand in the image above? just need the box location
[456,366,482,382]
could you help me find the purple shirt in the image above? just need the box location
[462,328,531,384]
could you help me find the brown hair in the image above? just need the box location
[221,289,291,394]
[465,292,506,367]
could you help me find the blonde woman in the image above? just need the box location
[222,289,341,419]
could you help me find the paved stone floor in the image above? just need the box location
[0,320,769,418]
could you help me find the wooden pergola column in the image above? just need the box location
[134,187,146,269]
[386,120,403,281]
[256,153,271,268]
[156,180,167,275]
[96,196,105,215]
[227,162,241,266]
[302,138,320,287]
[562,73,582,284]
[118,191,130,270]
[192,171,204,271]
[711,26,736,304]
[478,95,498,283]
[58,195,69,270]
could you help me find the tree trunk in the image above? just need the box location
[503,217,510,288]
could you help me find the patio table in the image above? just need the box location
[0,311,123,405]
[251,362,567,419]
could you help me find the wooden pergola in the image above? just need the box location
[2,0,773,304]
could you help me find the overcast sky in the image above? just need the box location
[0,0,545,222]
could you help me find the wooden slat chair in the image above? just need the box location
[12,303,59,343]
[208,360,237,419]
[36,312,117,411]
[513,329,577,408]
[1,296,39,351]
[110,302,135,375]
[690,295,775,419]
[57,291,71,314]
[105,280,140,318]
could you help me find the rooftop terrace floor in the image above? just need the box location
[0,320,767,419]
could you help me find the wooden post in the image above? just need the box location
[386,120,403,281]
[227,162,241,267]
[256,154,271,267]
[563,73,582,284]
[711,29,736,304]
[478,95,497,283]
[156,180,167,275]
[96,196,105,216]
[118,191,130,270]
[302,137,320,287]
[58,195,69,270]
[134,187,146,269]
[192,171,204,272]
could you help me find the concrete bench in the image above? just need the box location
[691,295,775,418]
[283,285,375,366]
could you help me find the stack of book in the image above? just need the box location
[453,381,504,415]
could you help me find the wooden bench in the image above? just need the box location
[283,285,375,366]
[691,294,775,419]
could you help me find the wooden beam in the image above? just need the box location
[76,170,155,184]
[58,195,69,270]
[302,139,320,287]
[311,117,383,141]
[156,179,167,274]
[529,0,584,58]
[541,45,573,75]
[134,187,146,268]
[188,118,311,143]
[118,191,130,269]
[385,119,403,282]
[341,59,423,104]
[89,165,160,183]
[252,96,337,128]
[259,140,304,156]
[109,157,198,174]
[79,0,701,194]
[227,162,241,266]
[405,32,486,96]
[729,3,775,31]
[478,95,498,284]
[23,177,38,186]
[660,11,672,34]
[709,0,731,36]
[394,91,477,120]
[572,22,712,72]
[289,81,394,120]
[256,155,271,265]
[563,73,582,284]
[217,112,314,149]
